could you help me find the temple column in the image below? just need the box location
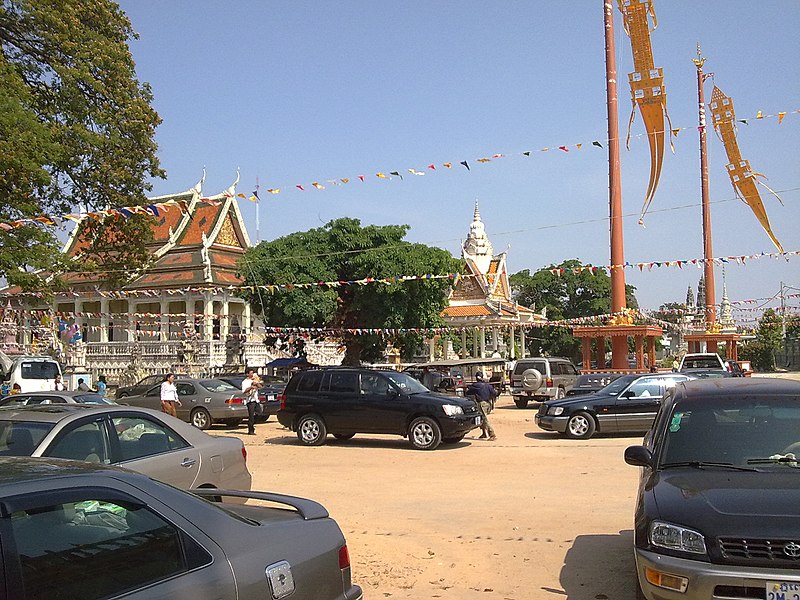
[479,327,486,358]
[159,298,168,342]
[635,335,644,370]
[99,297,109,343]
[204,294,214,340]
[596,336,606,369]
[185,293,195,334]
[472,328,478,357]
[127,299,136,341]
[491,326,499,356]
[220,295,230,339]
[509,326,515,359]
[242,301,251,336]
[74,300,83,342]
[461,329,467,359]
[519,328,526,359]
[582,337,592,371]
[647,336,657,370]
[428,337,436,361]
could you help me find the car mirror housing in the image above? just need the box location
[624,445,653,468]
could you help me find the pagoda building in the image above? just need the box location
[440,203,545,359]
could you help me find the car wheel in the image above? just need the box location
[408,417,442,450]
[441,434,465,444]
[116,392,128,399]
[333,433,355,441]
[565,411,596,439]
[554,387,566,400]
[190,408,212,430]
[514,398,529,409]
[522,368,543,392]
[297,414,327,446]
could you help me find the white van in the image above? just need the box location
[0,355,63,394]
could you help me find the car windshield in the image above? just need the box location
[682,357,722,369]
[382,371,430,394]
[74,393,114,405]
[660,397,800,468]
[198,379,238,393]
[513,361,545,375]
[596,374,641,396]
[0,421,54,455]
[19,361,60,380]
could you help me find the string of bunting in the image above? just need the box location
[1,107,796,231]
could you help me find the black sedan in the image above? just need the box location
[624,378,800,600]
[0,456,363,600]
[535,372,692,439]
[564,372,622,397]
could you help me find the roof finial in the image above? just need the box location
[226,168,240,197]
[193,167,206,194]
[473,199,481,222]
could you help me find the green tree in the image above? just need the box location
[509,259,638,360]
[739,308,784,371]
[239,218,461,365]
[0,0,163,291]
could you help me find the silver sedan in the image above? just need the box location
[0,404,251,492]
[0,390,115,407]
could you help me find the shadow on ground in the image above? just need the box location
[555,530,638,600]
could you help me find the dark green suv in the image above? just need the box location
[277,368,481,450]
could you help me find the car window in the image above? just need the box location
[360,373,391,396]
[0,421,54,455]
[20,361,60,380]
[11,498,203,599]
[625,378,663,398]
[328,372,358,393]
[296,371,323,393]
[113,415,190,461]
[74,393,112,404]
[176,383,196,396]
[198,379,237,393]
[138,374,162,386]
[383,371,428,394]
[146,385,161,397]
[513,361,546,375]
[45,421,110,464]
[0,395,35,407]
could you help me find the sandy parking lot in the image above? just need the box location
[234,395,646,600]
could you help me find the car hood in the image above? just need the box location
[544,390,614,409]
[647,469,800,535]
[409,391,475,408]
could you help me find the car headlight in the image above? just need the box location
[549,406,564,416]
[650,521,706,554]
[442,404,464,416]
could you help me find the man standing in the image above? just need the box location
[160,373,181,417]
[96,375,107,398]
[241,369,262,435]
[77,378,90,392]
[466,371,498,441]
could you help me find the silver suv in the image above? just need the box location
[510,357,579,408]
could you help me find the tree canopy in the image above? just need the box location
[739,308,784,372]
[510,259,638,359]
[239,218,461,364]
[0,0,163,290]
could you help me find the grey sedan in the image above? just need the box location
[0,390,114,407]
[0,404,251,492]
[120,377,249,429]
[0,456,362,600]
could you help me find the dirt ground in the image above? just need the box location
[235,394,645,600]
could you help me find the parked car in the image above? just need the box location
[565,372,623,397]
[0,404,251,491]
[0,353,62,394]
[217,373,286,420]
[115,373,188,399]
[278,367,481,450]
[0,389,115,407]
[624,378,800,600]
[0,456,362,600]
[119,377,249,429]
[509,357,580,408]
[403,364,467,396]
[678,352,726,371]
[535,372,693,439]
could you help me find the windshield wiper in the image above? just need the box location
[661,461,757,472]
[747,454,799,467]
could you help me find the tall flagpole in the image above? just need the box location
[255,176,261,243]
[604,0,629,369]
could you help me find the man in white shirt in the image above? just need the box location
[160,373,182,417]
[242,369,262,435]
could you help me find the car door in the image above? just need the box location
[174,381,199,421]
[124,385,163,411]
[358,372,407,433]
[321,371,361,432]
[612,377,665,432]
[109,412,202,489]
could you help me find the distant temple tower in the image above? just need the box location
[462,202,494,275]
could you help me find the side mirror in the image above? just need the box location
[624,445,653,468]
[621,390,636,399]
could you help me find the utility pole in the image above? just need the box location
[780,281,787,339]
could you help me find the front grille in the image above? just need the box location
[537,404,548,416]
[719,537,800,567]
[713,585,765,599]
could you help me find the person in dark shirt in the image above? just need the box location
[465,372,497,441]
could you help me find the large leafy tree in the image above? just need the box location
[510,259,638,360]
[739,308,784,371]
[0,0,163,290]
[239,218,461,365]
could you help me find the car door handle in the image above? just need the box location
[180,457,197,468]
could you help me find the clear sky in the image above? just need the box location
[117,1,799,323]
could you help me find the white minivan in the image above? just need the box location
[0,355,63,394]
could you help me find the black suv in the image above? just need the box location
[277,368,481,450]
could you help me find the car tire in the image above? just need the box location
[333,433,355,441]
[565,411,596,439]
[522,368,543,392]
[514,398,529,409]
[223,418,242,428]
[554,387,566,400]
[441,434,465,444]
[116,392,128,399]
[408,417,442,450]
[297,414,327,446]
[191,407,212,430]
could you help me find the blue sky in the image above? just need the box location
[118,1,799,321]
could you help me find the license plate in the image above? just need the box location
[768,581,800,600]
[267,394,276,401]
[474,416,481,426]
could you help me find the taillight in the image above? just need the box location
[225,396,243,404]
[241,446,247,462]
[546,378,553,387]
[278,393,286,409]
[338,544,351,570]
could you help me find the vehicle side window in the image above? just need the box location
[360,374,391,396]
[146,386,160,397]
[329,372,358,394]
[113,416,190,461]
[48,396,67,404]
[45,421,110,464]
[176,383,195,396]
[296,371,323,393]
[626,378,663,398]
[569,364,579,375]
[11,498,203,599]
